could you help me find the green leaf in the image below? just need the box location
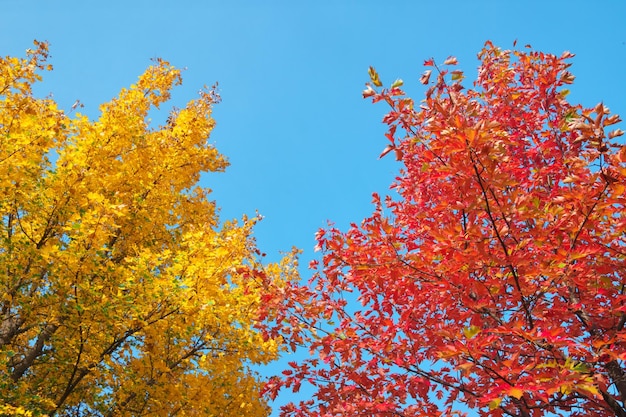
[391,79,404,88]
[572,362,590,373]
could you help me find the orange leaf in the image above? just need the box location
[508,387,524,399]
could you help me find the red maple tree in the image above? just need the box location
[260,42,626,416]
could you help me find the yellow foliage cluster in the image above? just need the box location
[0,41,295,416]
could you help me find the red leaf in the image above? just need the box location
[379,145,395,159]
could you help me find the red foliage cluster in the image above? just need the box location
[260,42,626,417]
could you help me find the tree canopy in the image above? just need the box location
[262,42,626,417]
[0,41,297,417]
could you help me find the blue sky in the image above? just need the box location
[2,1,625,415]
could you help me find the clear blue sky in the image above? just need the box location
[2,1,625,415]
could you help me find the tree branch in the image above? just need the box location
[10,322,59,382]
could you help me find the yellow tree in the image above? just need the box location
[0,41,296,417]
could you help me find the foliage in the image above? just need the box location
[0,41,296,416]
[261,42,626,416]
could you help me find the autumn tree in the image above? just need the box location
[0,41,297,416]
[261,42,626,416]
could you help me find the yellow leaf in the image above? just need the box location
[488,398,501,410]
[463,325,481,339]
[368,66,383,87]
